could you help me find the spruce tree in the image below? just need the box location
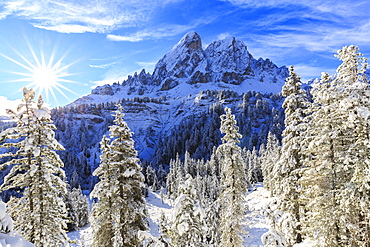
[91,104,148,247]
[0,88,69,247]
[169,175,207,247]
[66,186,89,230]
[217,107,247,247]
[276,65,310,245]
[261,132,281,194]
[301,45,370,246]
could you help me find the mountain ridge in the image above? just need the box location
[73,31,288,106]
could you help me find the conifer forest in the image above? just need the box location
[1,41,370,247]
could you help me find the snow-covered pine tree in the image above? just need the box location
[247,147,261,185]
[301,45,370,246]
[217,107,248,247]
[168,175,207,247]
[166,154,184,199]
[0,88,69,247]
[90,135,115,246]
[274,65,310,245]
[261,132,281,194]
[146,165,159,191]
[67,186,89,230]
[204,196,220,247]
[91,104,148,247]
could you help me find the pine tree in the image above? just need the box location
[217,107,247,247]
[261,132,281,194]
[301,45,370,246]
[166,154,184,199]
[275,65,310,245]
[91,104,148,247]
[0,88,69,247]
[67,186,89,230]
[247,147,262,185]
[168,175,207,247]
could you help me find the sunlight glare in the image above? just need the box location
[33,65,58,90]
[0,40,80,106]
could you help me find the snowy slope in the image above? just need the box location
[68,184,274,247]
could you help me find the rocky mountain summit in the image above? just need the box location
[79,31,288,105]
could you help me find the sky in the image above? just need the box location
[0,0,370,113]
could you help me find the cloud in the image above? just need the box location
[217,32,232,40]
[0,0,180,33]
[107,17,217,42]
[89,61,119,69]
[222,0,369,17]
[0,96,22,117]
[107,34,145,42]
[248,20,370,54]
[90,67,140,88]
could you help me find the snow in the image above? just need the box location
[244,183,275,247]
[68,183,320,246]
[34,108,50,120]
[67,184,280,246]
[0,233,35,247]
[0,201,34,247]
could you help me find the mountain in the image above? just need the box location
[37,32,287,192]
[74,31,288,105]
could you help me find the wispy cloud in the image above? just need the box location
[107,17,217,42]
[249,20,370,54]
[0,0,180,33]
[89,61,119,69]
[224,0,370,69]
[90,66,141,88]
[222,0,369,17]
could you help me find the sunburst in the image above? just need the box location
[0,41,80,105]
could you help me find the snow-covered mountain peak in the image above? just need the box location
[78,32,288,105]
[152,31,205,89]
[172,31,202,52]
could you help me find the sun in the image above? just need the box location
[32,65,59,90]
[0,42,79,105]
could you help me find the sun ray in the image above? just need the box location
[1,41,81,106]
[0,53,35,73]
[25,37,42,68]
[53,84,70,101]
[11,49,38,71]
[54,82,79,96]
[49,87,59,106]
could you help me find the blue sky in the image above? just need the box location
[0,0,369,112]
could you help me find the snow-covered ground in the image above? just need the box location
[244,183,275,247]
[67,183,274,246]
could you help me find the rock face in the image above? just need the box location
[88,31,288,99]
